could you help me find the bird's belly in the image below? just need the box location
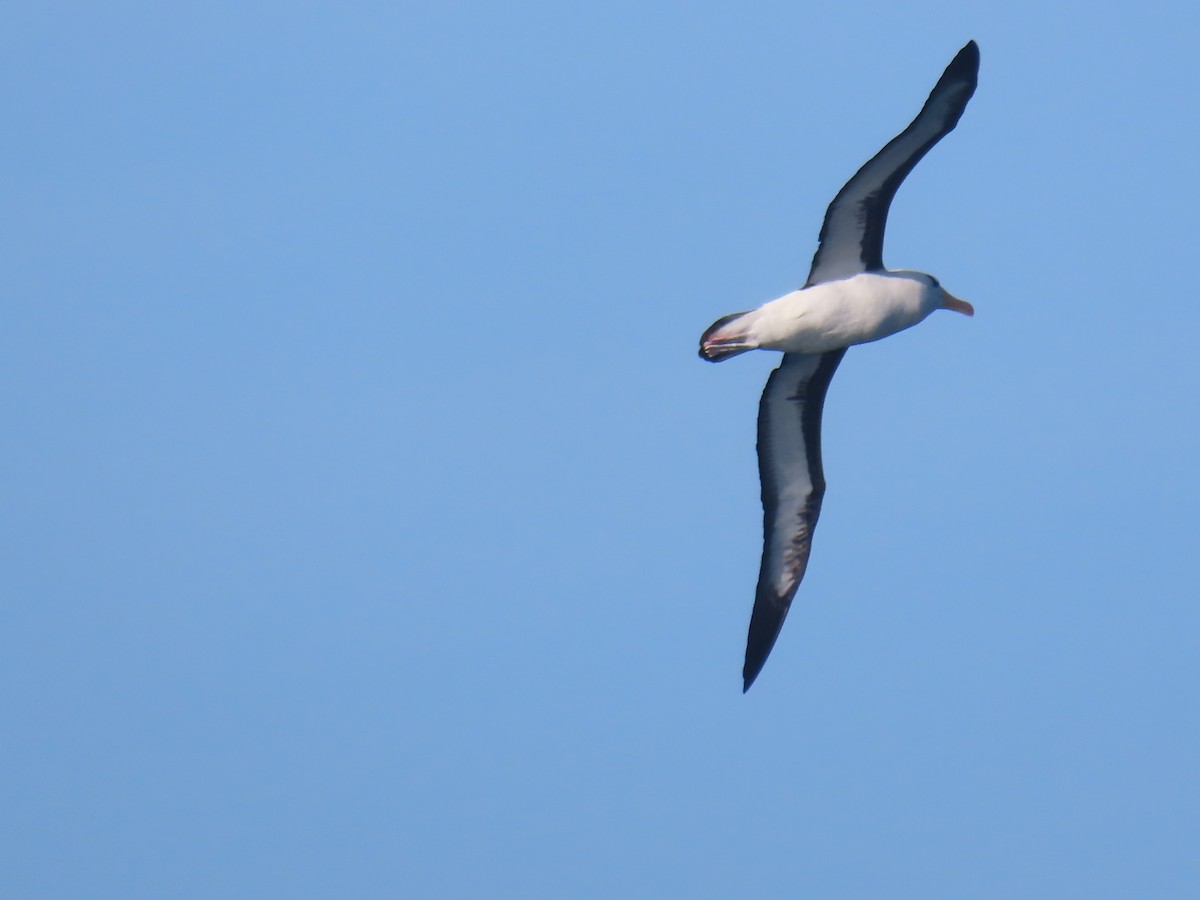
[753,280,930,354]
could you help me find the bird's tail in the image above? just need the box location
[699,311,757,362]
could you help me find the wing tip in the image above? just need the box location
[949,40,981,80]
[926,39,979,129]
[742,638,775,693]
[741,592,787,694]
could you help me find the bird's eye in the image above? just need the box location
[930,276,941,288]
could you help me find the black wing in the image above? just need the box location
[744,349,846,691]
[804,41,979,287]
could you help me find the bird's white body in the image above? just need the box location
[701,271,962,361]
[744,272,940,354]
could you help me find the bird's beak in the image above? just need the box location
[942,290,974,317]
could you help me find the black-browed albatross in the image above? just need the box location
[699,41,980,692]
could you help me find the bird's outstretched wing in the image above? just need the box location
[804,41,979,287]
[744,348,846,691]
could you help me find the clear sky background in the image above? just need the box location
[5,1,1200,897]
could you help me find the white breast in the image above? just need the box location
[749,272,938,354]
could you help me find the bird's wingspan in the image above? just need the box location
[744,348,846,691]
[804,41,979,287]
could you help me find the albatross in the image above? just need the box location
[699,41,980,692]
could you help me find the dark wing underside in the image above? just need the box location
[744,349,846,691]
[804,41,979,287]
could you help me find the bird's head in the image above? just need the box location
[922,273,974,317]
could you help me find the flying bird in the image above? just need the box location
[700,41,980,692]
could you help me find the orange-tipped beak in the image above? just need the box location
[942,291,974,317]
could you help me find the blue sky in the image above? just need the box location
[4,1,1200,897]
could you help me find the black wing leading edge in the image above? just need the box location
[804,41,979,287]
[744,349,846,692]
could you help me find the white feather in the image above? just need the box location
[745,272,941,354]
